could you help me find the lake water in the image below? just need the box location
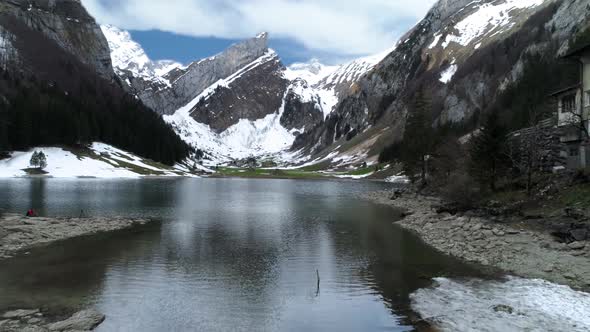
[0,178,484,331]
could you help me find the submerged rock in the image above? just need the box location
[493,304,515,314]
[47,309,105,331]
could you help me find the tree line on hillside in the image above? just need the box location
[379,89,539,207]
[0,68,193,166]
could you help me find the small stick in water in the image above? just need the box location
[316,269,320,296]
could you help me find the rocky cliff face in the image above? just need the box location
[0,0,113,78]
[281,80,324,134]
[190,51,289,133]
[294,0,590,162]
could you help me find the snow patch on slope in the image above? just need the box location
[411,277,590,332]
[165,102,294,163]
[0,143,191,178]
[101,25,183,87]
[439,64,458,83]
[435,0,546,49]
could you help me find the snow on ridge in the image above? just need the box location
[101,25,183,87]
[434,0,545,49]
[176,50,278,111]
[284,59,339,86]
[319,49,390,89]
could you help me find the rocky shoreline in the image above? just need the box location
[0,213,152,331]
[0,213,151,260]
[364,191,590,291]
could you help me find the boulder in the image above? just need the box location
[570,228,588,242]
[567,242,586,250]
[492,229,505,237]
[47,309,105,331]
[482,230,494,237]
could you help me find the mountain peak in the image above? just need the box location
[256,32,269,40]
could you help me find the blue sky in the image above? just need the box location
[83,0,437,65]
[129,30,372,65]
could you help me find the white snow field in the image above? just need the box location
[411,276,590,332]
[0,143,192,178]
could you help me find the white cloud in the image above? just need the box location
[81,0,437,56]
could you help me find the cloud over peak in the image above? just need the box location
[82,0,437,56]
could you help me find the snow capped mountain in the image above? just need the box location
[101,25,182,88]
[164,50,296,162]
[282,50,393,120]
[101,25,394,164]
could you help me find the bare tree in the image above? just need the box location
[506,107,557,196]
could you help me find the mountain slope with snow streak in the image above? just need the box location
[292,0,561,162]
[164,51,297,162]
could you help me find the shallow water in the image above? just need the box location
[0,178,484,331]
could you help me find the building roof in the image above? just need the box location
[549,84,582,97]
[564,43,590,58]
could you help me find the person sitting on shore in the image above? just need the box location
[25,209,37,217]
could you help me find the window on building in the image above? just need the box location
[585,90,590,107]
[562,95,576,113]
[570,147,579,157]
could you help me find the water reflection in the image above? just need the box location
[0,178,483,331]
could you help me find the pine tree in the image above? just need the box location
[401,89,435,184]
[469,112,508,191]
[37,151,47,169]
[30,151,40,168]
